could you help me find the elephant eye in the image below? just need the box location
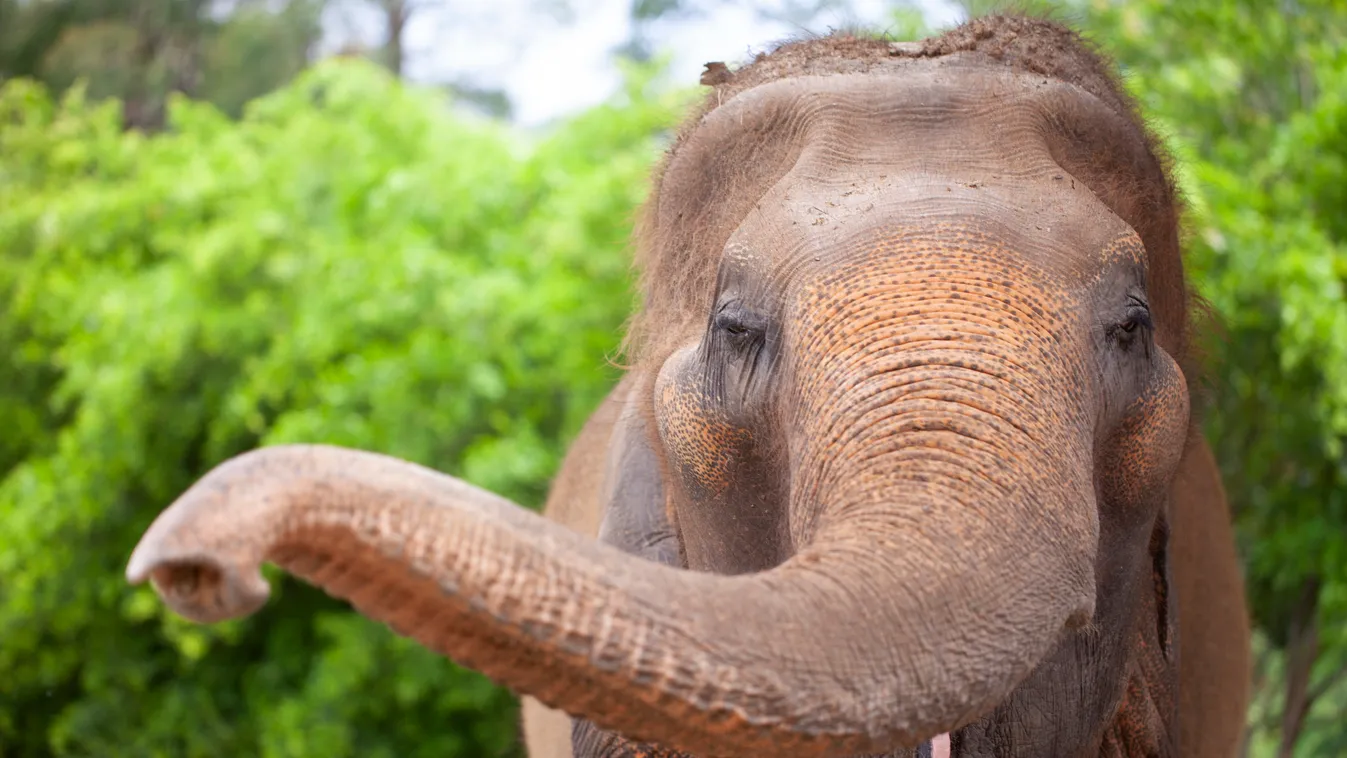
[721,319,752,336]
[705,303,775,403]
[712,306,767,344]
[1110,297,1153,349]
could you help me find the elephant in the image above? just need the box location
[126,15,1251,758]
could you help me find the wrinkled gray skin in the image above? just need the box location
[126,17,1251,758]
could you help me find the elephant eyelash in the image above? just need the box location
[1126,298,1153,331]
[712,307,766,341]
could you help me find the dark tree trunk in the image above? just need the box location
[123,5,163,131]
[383,0,408,78]
[123,0,209,131]
[1277,577,1319,758]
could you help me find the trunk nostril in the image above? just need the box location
[131,552,271,624]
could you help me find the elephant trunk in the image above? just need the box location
[128,405,1096,758]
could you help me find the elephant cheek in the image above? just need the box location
[1100,350,1190,512]
[653,348,752,501]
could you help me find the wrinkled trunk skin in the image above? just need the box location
[126,444,1091,757]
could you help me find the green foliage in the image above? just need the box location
[0,60,689,756]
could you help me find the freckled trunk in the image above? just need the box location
[129,257,1106,756]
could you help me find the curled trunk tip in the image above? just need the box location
[126,449,286,624]
[127,546,272,623]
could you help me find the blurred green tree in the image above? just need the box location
[0,59,689,756]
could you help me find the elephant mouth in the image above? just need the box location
[577,721,953,756]
[920,733,952,758]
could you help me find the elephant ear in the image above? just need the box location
[596,402,682,568]
[573,397,687,756]
[1095,508,1181,757]
[1151,510,1176,664]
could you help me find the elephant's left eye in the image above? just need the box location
[720,318,753,337]
[706,303,775,403]
[1110,297,1153,348]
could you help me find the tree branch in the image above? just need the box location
[1276,576,1321,758]
[1306,660,1347,710]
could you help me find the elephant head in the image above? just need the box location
[128,16,1195,758]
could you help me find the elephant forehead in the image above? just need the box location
[789,229,1074,334]
[673,66,1142,286]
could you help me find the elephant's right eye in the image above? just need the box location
[1108,295,1153,354]
[706,304,775,404]
[712,306,767,344]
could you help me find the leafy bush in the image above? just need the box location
[0,60,688,756]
